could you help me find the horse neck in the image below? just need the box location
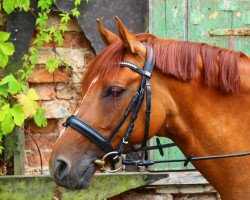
[153,56,250,199]
[158,56,250,153]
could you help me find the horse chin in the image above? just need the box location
[75,163,96,190]
[54,162,96,190]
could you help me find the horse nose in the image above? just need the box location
[54,157,71,180]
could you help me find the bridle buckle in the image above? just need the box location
[122,138,128,144]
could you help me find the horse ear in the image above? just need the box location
[97,19,119,46]
[115,16,144,54]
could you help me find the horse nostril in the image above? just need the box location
[54,158,71,180]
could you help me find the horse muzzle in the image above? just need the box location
[50,155,96,190]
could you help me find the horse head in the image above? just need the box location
[49,17,167,189]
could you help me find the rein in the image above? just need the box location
[63,46,250,171]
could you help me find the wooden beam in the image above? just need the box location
[0,173,169,200]
[13,127,25,175]
[4,127,25,175]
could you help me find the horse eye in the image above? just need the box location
[104,86,125,98]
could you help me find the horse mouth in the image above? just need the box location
[75,162,96,189]
[54,162,96,190]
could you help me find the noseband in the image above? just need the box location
[63,46,155,163]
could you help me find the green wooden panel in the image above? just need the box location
[231,1,250,55]
[152,138,194,170]
[152,0,186,40]
[151,0,250,170]
[188,0,231,48]
[189,0,250,55]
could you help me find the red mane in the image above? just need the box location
[82,33,245,94]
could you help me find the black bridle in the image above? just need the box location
[63,46,250,169]
[63,46,154,163]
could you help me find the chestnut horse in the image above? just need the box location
[49,17,250,200]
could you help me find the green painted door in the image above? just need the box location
[150,0,250,170]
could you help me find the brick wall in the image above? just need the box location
[25,13,95,174]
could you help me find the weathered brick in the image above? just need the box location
[30,83,56,100]
[25,133,59,151]
[37,48,87,69]
[173,193,217,200]
[74,83,83,95]
[72,71,84,83]
[27,66,71,83]
[56,83,78,100]
[27,119,57,134]
[110,192,173,200]
[71,32,91,49]
[41,99,77,118]
[61,32,72,48]
[25,150,52,168]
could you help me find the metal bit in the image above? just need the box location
[94,159,105,166]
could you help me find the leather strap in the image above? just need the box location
[63,116,114,153]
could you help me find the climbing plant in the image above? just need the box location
[0,0,88,154]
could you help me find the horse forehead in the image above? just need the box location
[123,51,146,68]
[106,67,141,86]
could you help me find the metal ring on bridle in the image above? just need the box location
[101,151,123,173]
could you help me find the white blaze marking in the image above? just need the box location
[74,75,99,115]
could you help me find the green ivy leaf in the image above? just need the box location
[27,88,39,100]
[54,31,63,46]
[75,0,81,6]
[71,8,80,18]
[0,74,22,94]
[2,112,15,134]
[3,0,16,14]
[0,50,8,68]
[0,32,10,42]
[11,104,25,126]
[0,103,9,121]
[59,24,68,33]
[0,98,6,107]
[60,13,70,23]
[36,12,48,28]
[43,33,52,43]
[0,85,8,98]
[22,0,30,12]
[46,58,59,73]
[18,88,39,118]
[34,108,47,127]
[38,0,53,11]
[0,42,15,55]
[0,145,4,155]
